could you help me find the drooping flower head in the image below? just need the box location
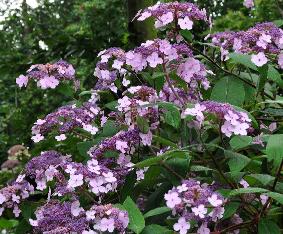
[210,22,283,67]
[164,179,225,233]
[31,101,100,143]
[0,179,34,217]
[184,101,252,137]
[16,60,79,89]
[135,1,208,30]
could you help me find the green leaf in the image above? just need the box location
[258,219,281,234]
[135,150,189,168]
[152,135,178,148]
[105,100,118,111]
[223,202,240,219]
[230,136,253,150]
[15,219,32,234]
[273,19,283,27]
[264,192,283,205]
[123,197,145,234]
[144,207,171,218]
[229,187,268,196]
[79,90,92,96]
[57,83,74,97]
[190,165,214,172]
[20,201,39,220]
[77,141,93,159]
[142,224,173,234]
[229,53,258,71]
[0,219,19,229]
[266,134,283,168]
[136,116,150,134]
[225,150,251,172]
[262,108,283,117]
[210,76,245,106]
[247,174,274,186]
[164,107,181,129]
[257,65,269,95]
[120,171,137,201]
[267,65,283,88]
[181,30,193,42]
[101,120,118,137]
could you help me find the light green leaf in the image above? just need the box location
[257,65,269,95]
[225,150,251,172]
[144,207,171,219]
[229,188,268,196]
[273,19,283,27]
[152,135,178,148]
[223,202,240,219]
[123,197,145,234]
[0,219,19,229]
[266,134,283,167]
[77,141,93,159]
[267,65,283,88]
[164,107,181,129]
[190,165,214,172]
[264,192,283,205]
[247,174,274,186]
[101,120,118,137]
[229,53,258,71]
[210,76,245,106]
[135,150,189,168]
[105,100,118,111]
[136,116,150,134]
[230,136,253,150]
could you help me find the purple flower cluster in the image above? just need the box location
[86,203,129,233]
[31,200,88,233]
[21,150,127,197]
[16,60,79,89]
[31,101,100,143]
[94,39,210,102]
[117,86,159,143]
[0,179,34,217]
[164,179,225,234]
[211,23,283,67]
[135,1,207,30]
[89,129,140,159]
[30,200,129,234]
[243,0,254,8]
[94,47,127,92]
[184,101,252,137]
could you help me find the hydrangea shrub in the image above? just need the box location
[1,1,283,233]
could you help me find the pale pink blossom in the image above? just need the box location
[68,174,84,188]
[178,16,193,30]
[251,52,268,67]
[71,201,84,217]
[16,75,28,88]
[32,134,44,143]
[173,217,190,234]
[208,194,223,207]
[55,134,67,141]
[146,52,163,68]
[139,131,153,146]
[37,76,59,89]
[164,191,182,208]
[98,218,115,232]
[192,204,207,218]
[243,0,254,8]
[115,140,128,153]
